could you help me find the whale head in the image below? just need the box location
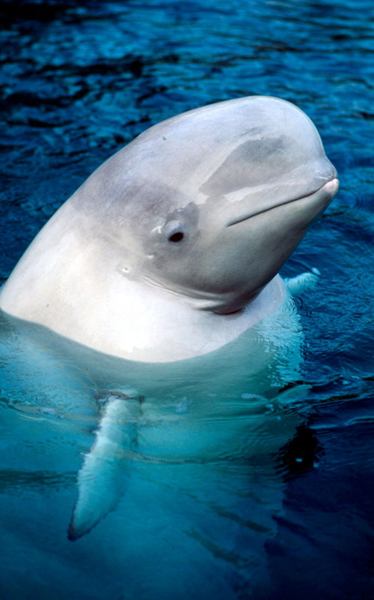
[0,96,339,360]
[77,96,338,314]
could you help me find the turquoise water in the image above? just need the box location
[0,1,374,598]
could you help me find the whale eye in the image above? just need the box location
[168,231,184,243]
[165,220,185,243]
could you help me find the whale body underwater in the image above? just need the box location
[0,96,339,540]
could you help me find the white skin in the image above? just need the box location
[0,96,338,362]
[0,97,339,539]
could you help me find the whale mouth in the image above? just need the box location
[226,178,339,227]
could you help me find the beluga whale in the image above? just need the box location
[0,97,339,540]
[0,96,338,363]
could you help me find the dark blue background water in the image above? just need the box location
[0,1,374,598]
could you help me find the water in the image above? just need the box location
[0,0,373,598]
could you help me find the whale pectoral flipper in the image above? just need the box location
[68,392,143,541]
[285,268,321,296]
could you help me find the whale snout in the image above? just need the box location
[310,176,339,212]
[322,177,339,196]
[299,176,339,215]
[226,175,339,228]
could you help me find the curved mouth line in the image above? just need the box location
[226,179,335,227]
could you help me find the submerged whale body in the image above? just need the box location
[0,96,338,362]
[0,96,339,540]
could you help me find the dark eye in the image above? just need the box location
[168,231,184,243]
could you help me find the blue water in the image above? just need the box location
[0,0,374,598]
